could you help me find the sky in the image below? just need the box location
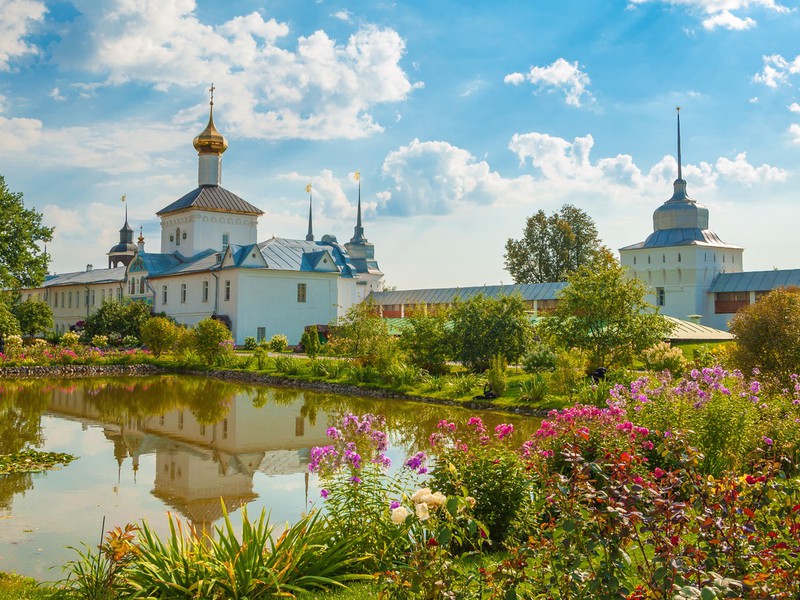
[1,0,799,290]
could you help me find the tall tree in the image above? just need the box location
[538,251,673,370]
[0,176,53,289]
[504,204,602,283]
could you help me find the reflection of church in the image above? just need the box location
[46,383,330,532]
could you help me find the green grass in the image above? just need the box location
[0,573,55,600]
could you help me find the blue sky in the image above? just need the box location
[1,0,799,289]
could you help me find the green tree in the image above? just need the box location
[13,299,53,338]
[449,293,533,372]
[140,316,179,357]
[300,325,322,359]
[191,318,234,365]
[539,252,673,370]
[83,299,151,341]
[0,175,53,289]
[398,308,451,374]
[504,204,602,283]
[328,300,397,369]
[0,301,21,342]
[729,287,800,386]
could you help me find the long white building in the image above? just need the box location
[27,97,383,343]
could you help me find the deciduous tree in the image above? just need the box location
[13,299,53,338]
[0,175,53,289]
[539,252,673,370]
[729,287,800,386]
[504,204,602,283]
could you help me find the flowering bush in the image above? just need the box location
[60,331,80,347]
[641,341,687,375]
[429,417,530,545]
[91,334,109,348]
[268,333,289,353]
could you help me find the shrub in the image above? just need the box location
[252,346,272,371]
[274,355,303,376]
[486,353,508,396]
[730,287,800,386]
[242,336,257,350]
[449,294,532,372]
[91,335,109,348]
[191,318,234,366]
[549,349,586,397]
[642,341,687,374]
[447,372,483,397]
[420,373,446,392]
[521,340,558,373]
[385,361,423,388]
[268,334,289,353]
[121,335,139,347]
[430,417,529,545]
[308,358,329,377]
[12,299,53,338]
[328,300,398,370]
[83,299,151,341]
[139,317,179,357]
[300,325,321,359]
[517,373,548,403]
[398,308,451,375]
[60,331,80,348]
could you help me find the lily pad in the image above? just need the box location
[0,449,78,475]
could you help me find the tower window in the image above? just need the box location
[222,233,229,250]
[297,283,307,303]
[162,285,168,305]
[181,283,187,303]
[656,287,665,307]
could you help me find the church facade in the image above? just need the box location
[26,97,384,344]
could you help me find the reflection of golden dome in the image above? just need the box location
[193,107,227,155]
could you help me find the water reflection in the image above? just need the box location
[0,376,539,578]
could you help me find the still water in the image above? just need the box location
[0,375,540,580]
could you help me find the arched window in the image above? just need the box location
[176,228,181,246]
[140,277,146,294]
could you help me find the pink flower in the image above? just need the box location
[653,467,665,479]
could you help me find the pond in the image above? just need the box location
[0,375,541,580]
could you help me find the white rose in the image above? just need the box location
[411,488,431,503]
[391,506,410,525]
[415,502,430,521]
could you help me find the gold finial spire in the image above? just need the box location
[193,83,227,155]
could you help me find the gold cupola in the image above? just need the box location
[193,87,227,155]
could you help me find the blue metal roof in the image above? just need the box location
[156,185,263,216]
[258,238,357,277]
[709,269,800,293]
[43,267,126,287]
[621,228,742,250]
[369,283,567,305]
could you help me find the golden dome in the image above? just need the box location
[193,106,227,154]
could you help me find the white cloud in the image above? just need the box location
[276,169,361,220]
[377,131,786,219]
[628,0,790,31]
[332,10,352,22]
[752,54,799,88]
[49,87,66,101]
[54,1,419,141]
[789,123,800,144]
[715,152,787,184]
[0,0,46,70]
[504,58,593,108]
[790,102,800,112]
[0,115,187,174]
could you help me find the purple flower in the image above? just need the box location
[326,427,341,440]
[390,500,400,510]
[320,489,329,499]
[763,436,773,446]
[350,476,362,484]
[404,451,428,474]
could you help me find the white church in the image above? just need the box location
[25,95,384,344]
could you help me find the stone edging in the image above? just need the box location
[0,364,164,379]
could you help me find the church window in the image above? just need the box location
[101,289,106,302]
[85,291,89,306]
[181,283,187,303]
[130,277,136,294]
[139,278,145,294]
[202,281,209,302]
[678,253,681,263]
[76,293,80,308]
[176,228,181,246]
[297,283,307,303]
[162,285,168,305]
[91,290,95,306]
[656,287,665,307]
[732,255,735,264]
[68,292,72,308]
[55,293,58,308]
[723,255,725,263]
[648,255,651,264]
[662,254,665,263]
[222,233,229,250]
[224,280,231,301]
[633,256,637,265]
[117,288,122,301]
[61,292,65,307]
[223,419,228,439]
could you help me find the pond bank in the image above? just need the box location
[0,364,550,417]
